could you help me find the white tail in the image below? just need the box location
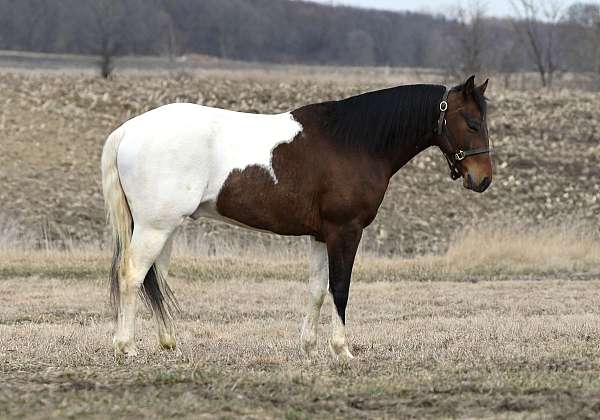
[101,126,131,315]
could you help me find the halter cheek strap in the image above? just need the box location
[437,89,450,137]
[437,88,490,180]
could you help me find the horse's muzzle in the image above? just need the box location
[465,174,491,193]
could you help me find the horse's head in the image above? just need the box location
[437,76,492,193]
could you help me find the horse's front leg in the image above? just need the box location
[300,237,329,359]
[324,223,362,361]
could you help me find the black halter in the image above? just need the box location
[437,89,490,180]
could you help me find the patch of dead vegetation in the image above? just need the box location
[2,70,600,256]
[1,224,600,418]
[2,273,600,418]
[2,225,599,282]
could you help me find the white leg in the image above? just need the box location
[300,238,329,358]
[329,303,354,360]
[154,234,177,350]
[113,226,172,356]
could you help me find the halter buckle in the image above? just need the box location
[454,150,466,161]
[439,101,448,112]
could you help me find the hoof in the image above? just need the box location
[329,340,354,361]
[113,337,138,357]
[159,334,177,350]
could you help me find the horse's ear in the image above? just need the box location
[477,78,489,96]
[463,75,476,98]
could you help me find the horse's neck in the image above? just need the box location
[387,134,435,175]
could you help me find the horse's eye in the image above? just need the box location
[467,121,480,132]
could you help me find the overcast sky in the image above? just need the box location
[305,0,587,18]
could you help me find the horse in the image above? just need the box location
[101,75,492,359]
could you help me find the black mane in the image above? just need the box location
[317,84,446,155]
[304,82,487,156]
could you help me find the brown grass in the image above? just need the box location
[2,275,600,418]
[2,225,598,282]
[2,228,600,418]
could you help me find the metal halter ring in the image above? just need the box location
[454,150,466,161]
[439,101,448,112]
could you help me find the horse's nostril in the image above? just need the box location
[478,177,491,192]
[467,173,475,189]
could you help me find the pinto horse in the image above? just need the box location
[101,75,492,358]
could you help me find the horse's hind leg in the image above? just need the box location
[154,233,177,350]
[113,225,173,356]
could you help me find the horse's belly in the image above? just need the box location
[213,139,321,237]
[214,173,315,236]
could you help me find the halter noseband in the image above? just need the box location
[437,88,490,180]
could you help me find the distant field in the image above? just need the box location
[2,66,600,256]
[0,49,444,82]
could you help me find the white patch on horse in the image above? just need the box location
[211,109,302,185]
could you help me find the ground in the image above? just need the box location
[2,252,600,419]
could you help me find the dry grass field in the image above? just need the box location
[3,63,600,418]
[2,230,600,418]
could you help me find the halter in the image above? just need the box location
[437,89,490,180]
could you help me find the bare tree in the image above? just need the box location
[565,3,600,73]
[498,40,522,88]
[90,0,124,79]
[157,10,179,61]
[450,1,489,77]
[215,1,240,59]
[346,30,376,65]
[584,7,600,73]
[510,0,564,87]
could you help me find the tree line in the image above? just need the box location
[0,0,598,85]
